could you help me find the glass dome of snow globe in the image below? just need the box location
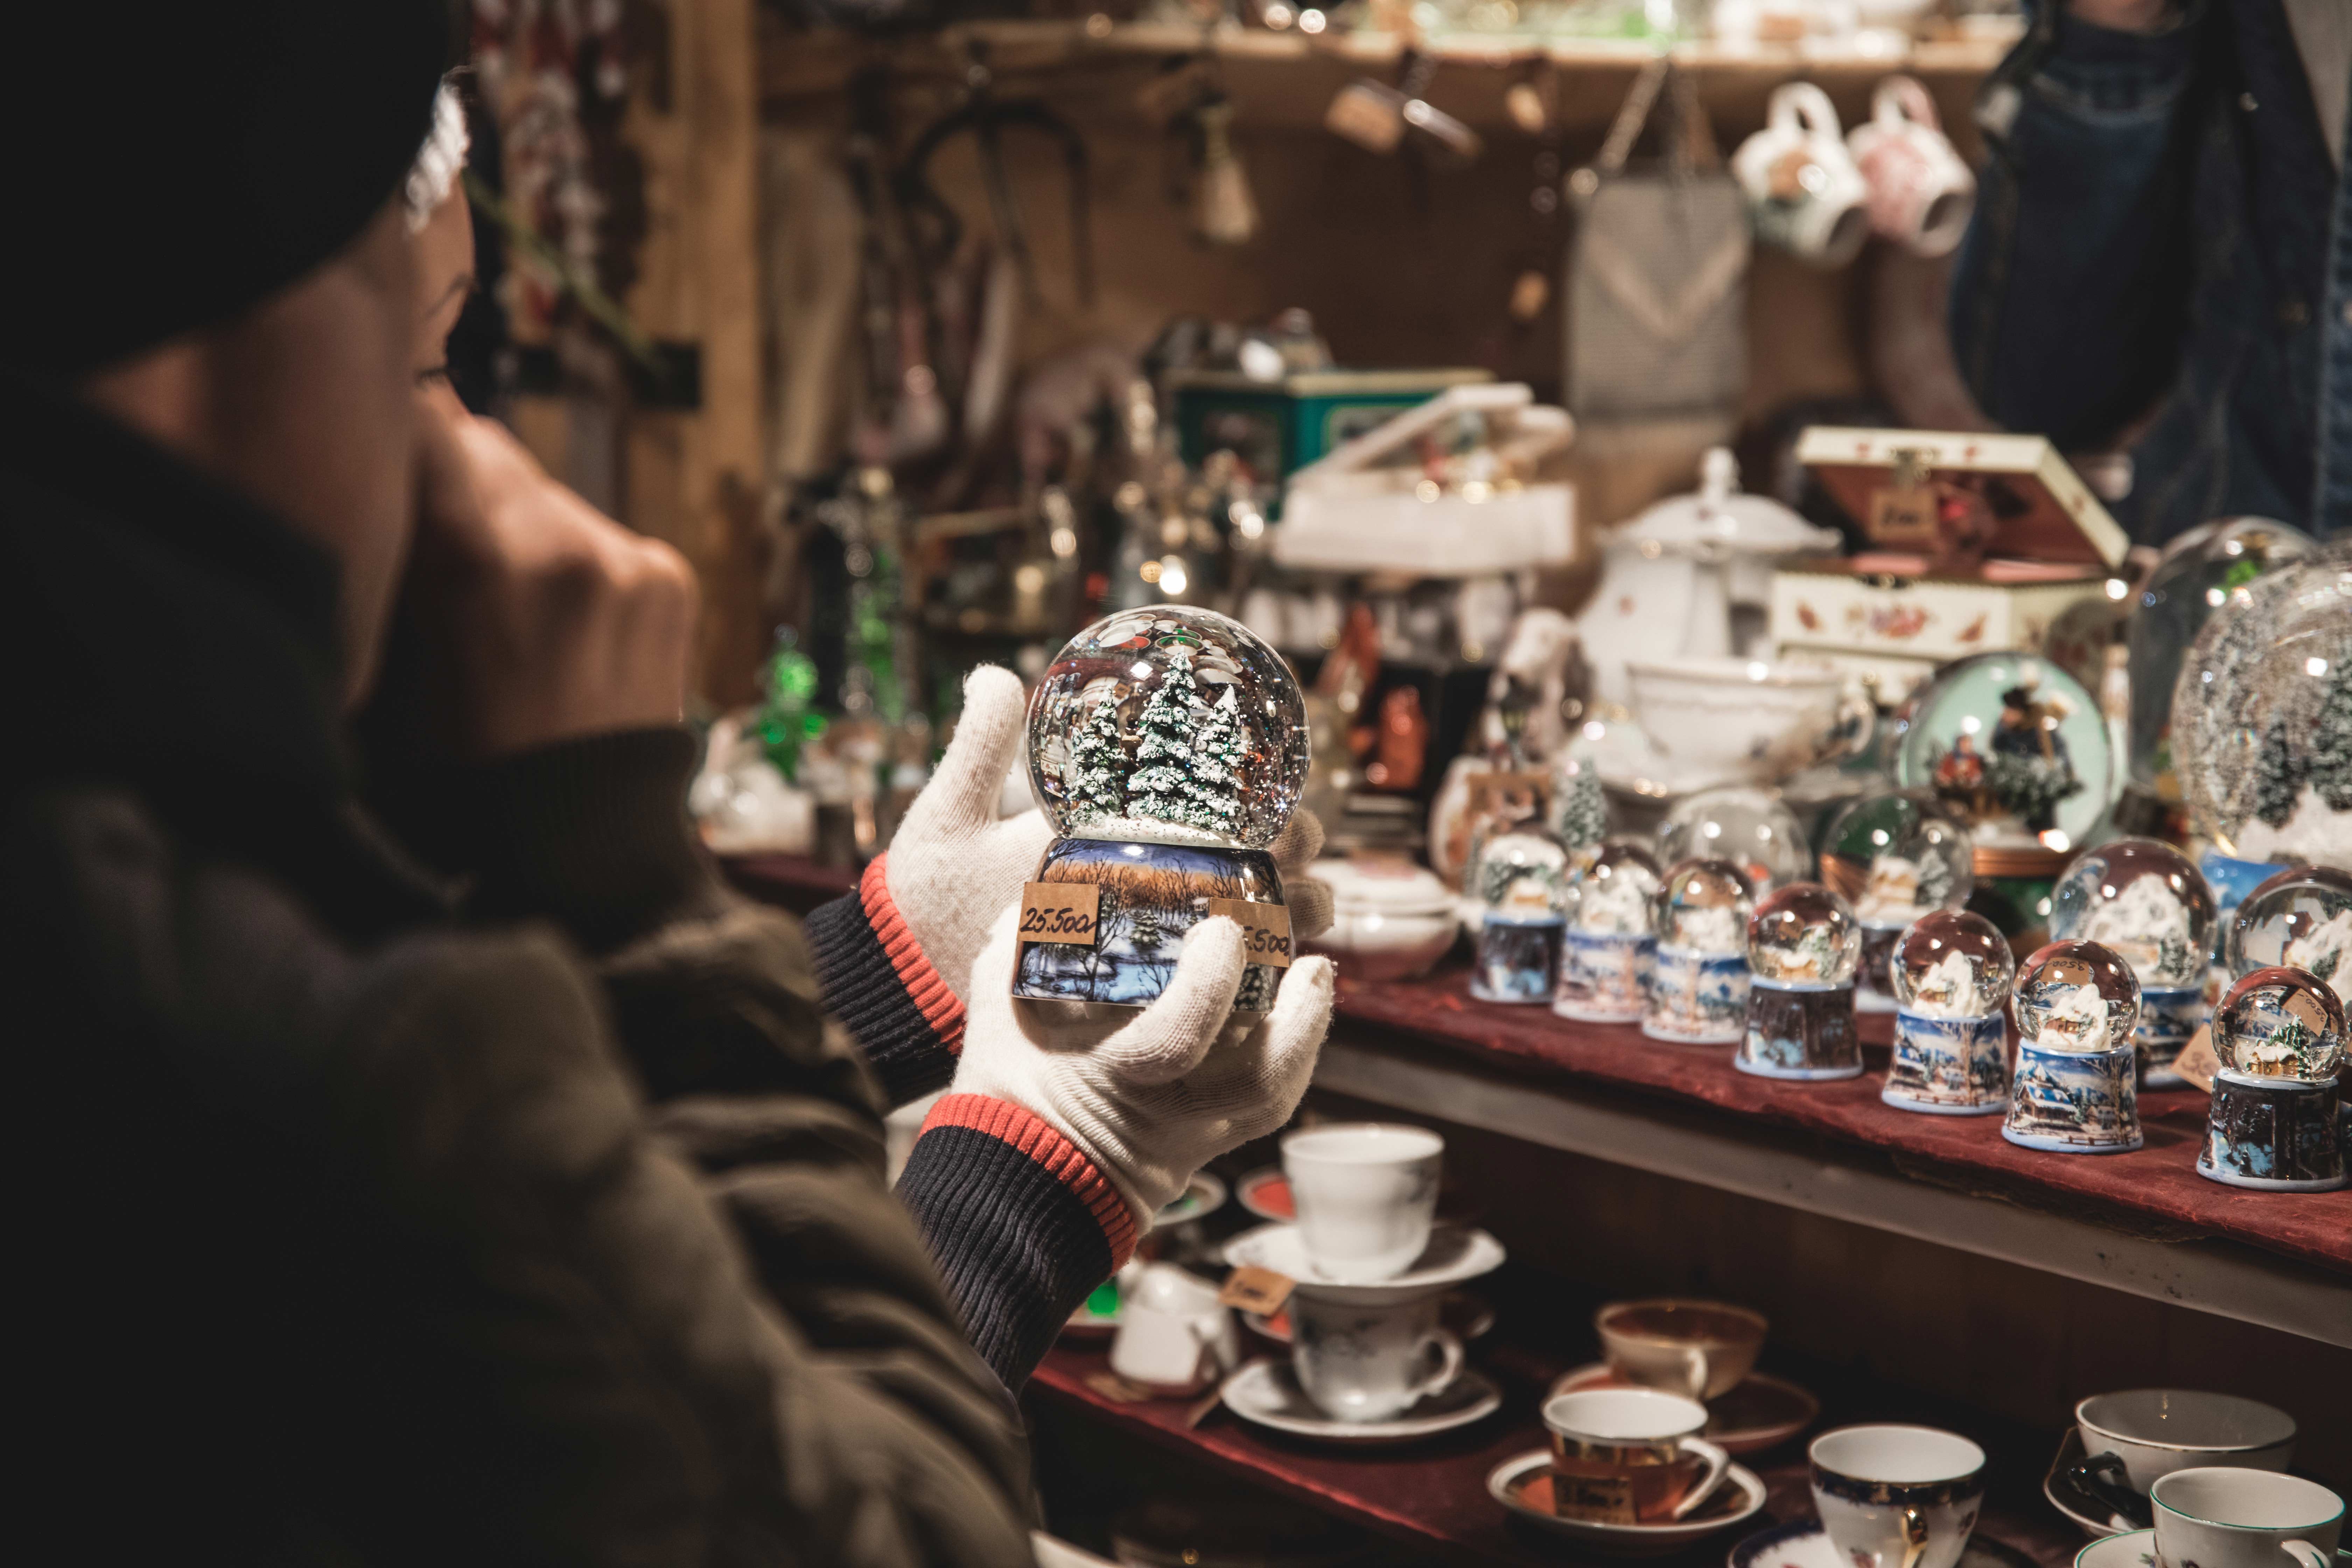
[1564,841,1665,936]
[2224,864,2352,999]
[2170,544,2352,863]
[1746,883,1861,987]
[2128,517,2314,798]
[1890,651,2113,855]
[1475,826,1571,920]
[2011,939,2141,1054]
[2047,838,2215,990]
[1655,858,1756,955]
[1656,788,1810,895]
[1891,910,2015,1019]
[2212,966,2347,1083]
[1820,786,1975,929]
[1026,606,1309,848]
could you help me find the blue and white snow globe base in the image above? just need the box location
[2197,1074,2347,1192]
[1884,1009,2008,1114]
[2001,1042,2143,1154]
[2135,984,2206,1088]
[1013,837,1286,1011]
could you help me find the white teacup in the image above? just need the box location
[1281,1122,1443,1283]
[2077,1390,2297,1493]
[1810,1424,1987,1568]
[1108,1264,1239,1396]
[1289,1290,1464,1423]
[1847,75,1976,258]
[1732,82,1872,267]
[1544,1388,1733,1524]
[2152,1468,2344,1568]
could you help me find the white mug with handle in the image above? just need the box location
[1108,1264,1238,1395]
[1732,82,1872,267]
[1847,75,1976,258]
[2152,1468,2345,1568]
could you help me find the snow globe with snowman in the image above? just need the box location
[1015,608,1310,1013]
[1644,859,1756,1044]
[1819,786,1974,1016]
[1469,822,1572,1003]
[2002,940,2144,1154]
[1884,910,2015,1114]
[2198,966,2348,1191]
[1552,841,1665,1023]
[1738,883,1863,1080]
[2047,838,2216,1086]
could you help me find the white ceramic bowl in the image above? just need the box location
[1304,861,1460,980]
[1626,657,1868,783]
[2076,1391,2296,1492]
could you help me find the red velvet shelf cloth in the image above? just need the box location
[1332,969,2352,1278]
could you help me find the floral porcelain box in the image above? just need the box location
[1768,427,2130,701]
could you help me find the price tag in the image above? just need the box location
[2171,1024,2219,1094]
[1019,881,1101,946]
[1210,898,1293,968]
[1217,1265,1296,1315]
[1870,483,1940,547]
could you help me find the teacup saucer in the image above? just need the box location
[1235,1167,1294,1222]
[2074,1531,2157,1568]
[1729,1519,2040,1568]
[1219,1356,1501,1444]
[1157,1170,1227,1227]
[1548,1364,1818,1456]
[1489,1451,1765,1555]
[1223,1223,1507,1303]
[1244,1289,1494,1346]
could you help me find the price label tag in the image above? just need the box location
[1217,1265,1295,1315]
[2171,1024,2220,1094]
[1870,483,1940,547]
[1019,881,1101,946]
[1210,898,1293,968]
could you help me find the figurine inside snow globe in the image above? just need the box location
[1643,858,1756,1045]
[2047,838,2215,1086]
[1553,840,1665,1023]
[2198,966,2348,1191]
[1892,653,2112,867]
[1884,910,2015,1114]
[1738,883,1863,1080]
[2224,865,2352,1011]
[1656,787,1811,895]
[2002,940,2144,1154]
[1470,824,1570,1004]
[1819,787,1974,1015]
[1016,608,1309,1011]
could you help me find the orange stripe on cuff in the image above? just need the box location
[861,854,966,1053]
[921,1093,1139,1266]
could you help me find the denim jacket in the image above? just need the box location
[1949,0,2350,545]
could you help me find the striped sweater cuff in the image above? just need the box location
[895,1095,1138,1390]
[806,855,966,1107]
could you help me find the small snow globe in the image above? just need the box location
[1891,652,2113,867]
[1885,910,2014,1115]
[2048,838,2216,1085]
[1554,841,1665,1023]
[2200,966,2349,1191]
[1656,786,1812,895]
[1738,883,1862,1081]
[2224,865,2352,1011]
[1820,786,1975,1015]
[1470,825,1570,1004]
[2003,940,2143,1155]
[1643,858,1755,1045]
[1016,607,1310,1011]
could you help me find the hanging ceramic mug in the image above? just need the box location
[1732,82,1872,267]
[1846,75,1976,258]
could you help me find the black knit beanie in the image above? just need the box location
[6,2,450,376]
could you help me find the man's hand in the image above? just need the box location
[401,383,696,760]
[2066,0,2174,32]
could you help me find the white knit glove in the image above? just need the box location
[952,906,1337,1225]
[888,666,1332,1007]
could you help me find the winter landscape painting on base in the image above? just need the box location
[1013,838,1286,1010]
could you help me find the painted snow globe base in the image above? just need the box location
[1642,946,1749,1043]
[1471,915,1564,1004]
[1013,839,1287,1010]
[2001,1044,2141,1153]
[1554,930,1654,1022]
[1885,1009,2007,1114]
[1737,981,1862,1079]
[2136,985,2206,1088]
[2197,1076,2347,1191]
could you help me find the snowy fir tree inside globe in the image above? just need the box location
[2010,940,2141,1054]
[2224,866,2352,1008]
[2048,838,2214,989]
[2212,967,2347,1083]
[2170,544,2352,865]
[1656,788,1810,895]
[1565,842,1664,936]
[1746,884,1861,987]
[1892,910,2015,1020]
[1015,608,1309,1011]
[1820,787,1974,930]
[1549,744,1611,866]
[1656,859,1756,956]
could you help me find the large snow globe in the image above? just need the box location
[2047,838,2215,1085]
[1885,910,2014,1114]
[1891,652,2113,864]
[1016,608,1310,1010]
[2200,965,2349,1191]
[2224,866,2352,1011]
[1656,787,1812,895]
[1819,786,1975,1015]
[1643,858,1756,1045]
[1470,824,1570,1005]
[1738,883,1863,1080]
[2003,939,2143,1155]
[1554,841,1665,1023]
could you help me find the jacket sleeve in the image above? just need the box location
[1948,0,2207,449]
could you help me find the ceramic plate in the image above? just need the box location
[2075,1531,2157,1568]
[1729,1519,2040,1568]
[1157,1171,1227,1227]
[2044,1427,2140,1539]
[1235,1167,1294,1221]
[1489,1451,1766,1555]
[1244,1290,1495,1346]
[1218,1357,1501,1444]
[1223,1224,1507,1303]
[1549,1364,1818,1456]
